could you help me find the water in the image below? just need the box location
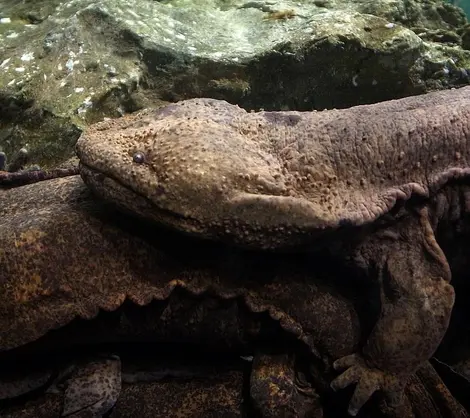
[448,0,470,17]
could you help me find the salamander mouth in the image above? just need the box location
[79,163,163,218]
[78,164,337,251]
[79,163,141,198]
[78,163,209,236]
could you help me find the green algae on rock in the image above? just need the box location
[1,0,470,169]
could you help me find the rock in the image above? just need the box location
[1,0,470,168]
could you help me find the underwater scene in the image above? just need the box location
[2,0,470,417]
[448,0,470,17]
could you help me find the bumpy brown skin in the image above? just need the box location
[0,177,350,355]
[113,369,245,417]
[330,208,455,415]
[76,87,470,245]
[0,176,466,417]
[75,87,470,415]
[0,176,350,417]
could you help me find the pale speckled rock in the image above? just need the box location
[61,356,121,417]
[0,367,247,418]
[0,0,470,168]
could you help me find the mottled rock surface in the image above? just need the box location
[0,0,470,168]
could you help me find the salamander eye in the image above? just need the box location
[133,152,145,164]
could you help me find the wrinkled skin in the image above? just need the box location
[75,87,470,414]
[329,208,455,415]
[0,176,468,417]
[0,175,350,417]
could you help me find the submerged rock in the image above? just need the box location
[0,0,469,168]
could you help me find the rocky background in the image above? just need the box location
[1,0,470,169]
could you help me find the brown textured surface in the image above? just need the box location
[328,207,456,415]
[0,175,467,418]
[73,87,470,414]
[0,369,245,418]
[112,370,244,417]
[76,87,470,249]
[0,176,358,357]
[0,358,468,418]
[250,353,323,417]
[0,175,356,417]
